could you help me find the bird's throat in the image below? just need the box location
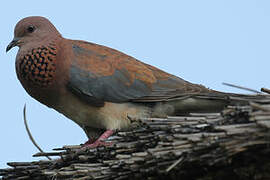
[16,43,57,87]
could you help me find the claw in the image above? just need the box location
[84,140,113,148]
[83,129,114,148]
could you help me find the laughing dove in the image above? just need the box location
[7,16,233,147]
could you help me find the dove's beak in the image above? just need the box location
[6,37,21,52]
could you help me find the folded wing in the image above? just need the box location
[67,40,211,106]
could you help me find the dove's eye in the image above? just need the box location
[27,25,35,33]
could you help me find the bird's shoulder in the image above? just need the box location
[68,39,173,85]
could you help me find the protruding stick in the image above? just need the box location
[23,104,52,160]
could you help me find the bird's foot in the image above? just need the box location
[83,139,113,148]
[74,130,114,155]
[82,129,114,148]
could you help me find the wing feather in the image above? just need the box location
[67,40,210,106]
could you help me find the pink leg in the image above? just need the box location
[83,130,114,148]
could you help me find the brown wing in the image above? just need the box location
[67,40,210,105]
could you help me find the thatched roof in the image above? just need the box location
[1,89,270,180]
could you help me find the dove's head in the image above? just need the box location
[6,16,61,52]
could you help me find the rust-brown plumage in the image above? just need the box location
[7,16,230,147]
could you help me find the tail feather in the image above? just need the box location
[150,92,269,117]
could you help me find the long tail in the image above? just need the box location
[158,91,269,115]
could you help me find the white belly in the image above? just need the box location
[56,94,150,130]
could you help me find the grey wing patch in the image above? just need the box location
[132,76,212,102]
[68,64,152,104]
[66,81,105,107]
[68,44,152,104]
[68,43,212,105]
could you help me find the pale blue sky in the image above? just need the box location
[0,0,269,168]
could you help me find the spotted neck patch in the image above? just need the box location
[17,44,57,87]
